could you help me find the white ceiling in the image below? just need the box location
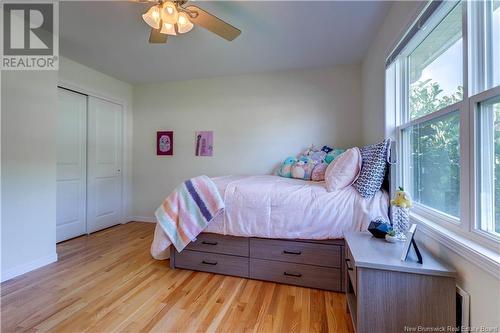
[60,1,391,84]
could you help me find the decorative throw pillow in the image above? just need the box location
[291,159,315,180]
[325,147,362,192]
[311,162,328,181]
[353,139,390,198]
[277,156,297,178]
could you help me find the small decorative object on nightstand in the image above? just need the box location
[344,232,456,333]
[367,218,391,238]
[390,186,412,241]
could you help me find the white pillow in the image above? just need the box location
[325,147,362,192]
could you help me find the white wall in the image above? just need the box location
[58,56,134,223]
[361,1,424,144]
[132,65,362,219]
[361,1,500,329]
[0,57,133,282]
[1,71,58,281]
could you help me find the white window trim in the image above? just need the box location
[468,86,500,245]
[396,0,466,233]
[412,212,500,280]
[386,0,500,265]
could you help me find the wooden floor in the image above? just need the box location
[1,222,354,333]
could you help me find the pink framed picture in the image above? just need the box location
[157,131,173,156]
[195,131,213,156]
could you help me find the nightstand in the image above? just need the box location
[344,232,456,333]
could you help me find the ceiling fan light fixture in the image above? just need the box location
[177,12,194,34]
[142,5,161,29]
[160,22,177,36]
[161,1,179,24]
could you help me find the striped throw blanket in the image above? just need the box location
[154,175,224,254]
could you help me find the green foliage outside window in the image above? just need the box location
[410,79,500,232]
[409,79,462,217]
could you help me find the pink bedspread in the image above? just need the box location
[204,175,389,239]
[151,175,389,259]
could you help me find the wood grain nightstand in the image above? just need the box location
[344,232,456,333]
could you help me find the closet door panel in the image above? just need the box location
[87,96,123,233]
[56,88,87,242]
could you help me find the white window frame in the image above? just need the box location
[469,85,500,244]
[388,0,500,252]
[395,0,466,228]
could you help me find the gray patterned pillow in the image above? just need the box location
[353,139,390,198]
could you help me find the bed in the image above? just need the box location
[153,172,390,292]
[201,175,388,238]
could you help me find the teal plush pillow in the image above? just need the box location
[277,156,297,178]
[325,148,346,164]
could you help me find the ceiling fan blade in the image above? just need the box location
[149,27,167,44]
[185,5,241,41]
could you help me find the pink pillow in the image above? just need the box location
[325,147,362,192]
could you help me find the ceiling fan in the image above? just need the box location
[136,0,241,44]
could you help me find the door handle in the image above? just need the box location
[283,250,301,255]
[345,258,353,271]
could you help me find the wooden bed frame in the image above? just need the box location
[170,149,394,292]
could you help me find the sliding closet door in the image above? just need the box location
[87,96,123,233]
[56,88,87,242]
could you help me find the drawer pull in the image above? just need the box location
[201,260,218,266]
[283,250,302,255]
[345,258,353,271]
[283,271,302,278]
[201,240,218,246]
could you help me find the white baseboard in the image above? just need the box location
[129,216,156,223]
[1,252,58,283]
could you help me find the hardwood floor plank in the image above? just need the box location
[1,222,354,333]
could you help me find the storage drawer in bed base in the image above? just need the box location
[174,250,249,278]
[171,234,345,292]
[250,258,342,292]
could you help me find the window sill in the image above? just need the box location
[410,212,500,279]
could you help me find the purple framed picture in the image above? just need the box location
[195,131,213,156]
[157,131,173,156]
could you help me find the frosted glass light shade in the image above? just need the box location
[160,22,177,35]
[161,1,179,24]
[177,12,194,34]
[142,5,161,29]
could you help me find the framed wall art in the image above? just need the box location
[195,131,213,156]
[157,131,173,156]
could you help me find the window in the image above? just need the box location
[400,1,464,219]
[386,0,500,245]
[409,3,463,119]
[476,93,500,237]
[405,112,460,217]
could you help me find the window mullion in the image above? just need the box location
[478,105,495,233]
[467,0,489,95]
[460,0,471,233]
[484,0,493,89]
